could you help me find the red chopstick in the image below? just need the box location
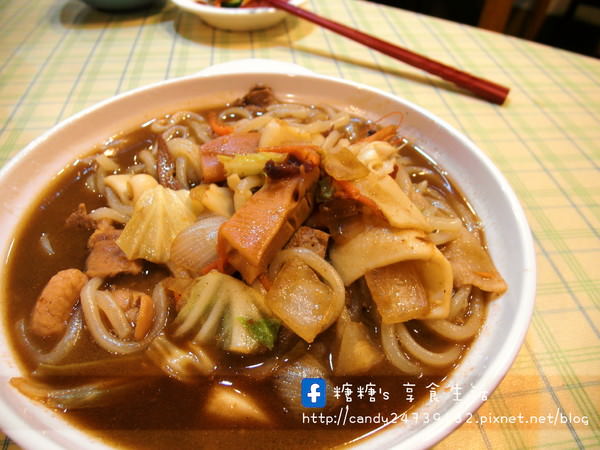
[265,0,510,105]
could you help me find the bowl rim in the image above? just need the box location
[0,59,536,450]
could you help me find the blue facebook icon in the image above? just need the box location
[301,377,326,408]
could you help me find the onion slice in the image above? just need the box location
[170,215,227,274]
[81,278,168,355]
[424,292,484,342]
[394,323,462,368]
[380,323,422,376]
[95,291,133,339]
[33,354,161,378]
[269,247,345,331]
[10,376,153,409]
[146,335,215,382]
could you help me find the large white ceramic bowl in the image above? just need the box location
[170,0,306,31]
[0,59,535,450]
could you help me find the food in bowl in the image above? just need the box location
[197,0,277,7]
[171,0,304,31]
[5,85,507,449]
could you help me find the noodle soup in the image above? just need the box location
[5,86,506,449]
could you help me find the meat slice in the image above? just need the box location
[233,85,276,108]
[30,269,88,338]
[264,155,302,179]
[285,226,330,259]
[87,224,121,247]
[66,203,96,230]
[199,132,260,183]
[86,225,142,278]
[66,203,113,231]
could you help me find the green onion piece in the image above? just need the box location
[317,176,335,203]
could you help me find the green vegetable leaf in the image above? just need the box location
[239,317,281,350]
[316,176,335,203]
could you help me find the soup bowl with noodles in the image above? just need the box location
[0,59,535,450]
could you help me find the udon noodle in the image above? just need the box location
[5,85,507,449]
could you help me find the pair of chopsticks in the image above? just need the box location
[264,0,510,105]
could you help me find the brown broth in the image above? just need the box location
[3,113,485,449]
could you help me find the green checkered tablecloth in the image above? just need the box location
[0,0,598,448]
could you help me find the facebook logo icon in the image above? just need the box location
[301,377,326,408]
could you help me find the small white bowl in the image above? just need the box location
[0,59,535,449]
[171,0,306,31]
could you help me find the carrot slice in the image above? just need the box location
[334,179,382,214]
[134,294,155,341]
[258,273,272,291]
[215,234,229,273]
[207,111,234,136]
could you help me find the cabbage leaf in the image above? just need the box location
[173,271,278,354]
[116,185,197,264]
[218,152,286,178]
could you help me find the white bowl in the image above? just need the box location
[170,0,306,31]
[0,59,536,449]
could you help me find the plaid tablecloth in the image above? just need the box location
[0,0,598,448]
